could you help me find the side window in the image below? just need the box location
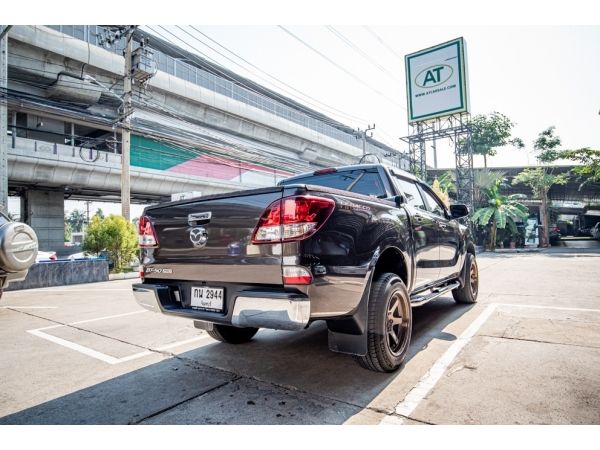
[392,176,426,211]
[420,186,447,217]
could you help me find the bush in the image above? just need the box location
[83,215,138,272]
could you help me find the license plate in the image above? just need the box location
[190,286,224,312]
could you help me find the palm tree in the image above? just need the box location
[67,209,86,233]
[473,169,507,208]
[471,179,530,251]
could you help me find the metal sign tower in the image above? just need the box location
[401,113,474,207]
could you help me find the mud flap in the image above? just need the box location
[326,274,373,356]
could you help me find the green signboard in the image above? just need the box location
[405,37,469,123]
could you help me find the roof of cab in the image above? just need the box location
[279,163,419,185]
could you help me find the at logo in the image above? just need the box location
[415,64,453,88]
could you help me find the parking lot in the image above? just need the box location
[1,246,599,425]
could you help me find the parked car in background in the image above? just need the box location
[576,226,592,237]
[0,212,39,298]
[35,251,57,262]
[591,222,600,240]
[67,252,96,261]
[549,225,561,244]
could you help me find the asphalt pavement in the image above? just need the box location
[1,243,599,424]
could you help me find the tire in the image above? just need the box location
[206,324,259,344]
[353,272,412,373]
[452,253,479,304]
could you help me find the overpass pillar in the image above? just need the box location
[24,191,65,252]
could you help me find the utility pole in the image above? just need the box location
[0,26,11,214]
[358,124,376,156]
[121,26,135,221]
[432,138,438,169]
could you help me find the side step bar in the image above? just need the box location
[410,281,460,307]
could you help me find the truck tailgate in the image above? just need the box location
[143,187,284,285]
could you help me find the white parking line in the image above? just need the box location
[381,302,600,425]
[15,288,133,293]
[69,310,147,325]
[26,310,213,365]
[27,328,122,364]
[1,306,58,309]
[495,303,600,313]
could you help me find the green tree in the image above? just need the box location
[430,171,456,207]
[513,168,568,247]
[471,179,529,251]
[82,215,105,256]
[82,215,138,272]
[513,127,569,247]
[101,215,138,272]
[539,145,600,188]
[64,219,72,242]
[432,179,450,206]
[558,148,600,186]
[95,208,105,220]
[67,209,86,233]
[469,112,524,167]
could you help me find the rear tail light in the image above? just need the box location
[283,266,313,285]
[252,195,335,244]
[138,215,159,248]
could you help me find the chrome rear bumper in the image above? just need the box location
[231,295,310,330]
[132,284,310,331]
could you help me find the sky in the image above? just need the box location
[8,1,600,219]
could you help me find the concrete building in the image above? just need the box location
[2,25,407,251]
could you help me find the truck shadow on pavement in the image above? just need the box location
[0,298,473,425]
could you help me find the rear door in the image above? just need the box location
[143,187,284,285]
[419,184,462,279]
[390,175,440,288]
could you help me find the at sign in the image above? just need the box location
[415,65,453,88]
[405,37,469,123]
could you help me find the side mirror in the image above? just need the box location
[449,204,469,219]
[394,194,407,208]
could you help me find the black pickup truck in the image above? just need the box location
[133,164,478,372]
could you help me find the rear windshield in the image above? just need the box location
[279,168,387,198]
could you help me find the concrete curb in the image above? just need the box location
[108,272,141,281]
[480,247,546,254]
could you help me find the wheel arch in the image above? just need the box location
[372,246,410,288]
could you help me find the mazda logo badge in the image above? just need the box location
[189,227,208,248]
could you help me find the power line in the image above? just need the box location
[179,26,403,151]
[277,26,406,111]
[147,26,402,155]
[324,26,403,84]
[185,25,370,125]
[150,26,366,134]
[363,26,405,63]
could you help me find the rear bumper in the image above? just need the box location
[132,283,310,331]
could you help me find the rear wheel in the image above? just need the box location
[354,272,412,372]
[452,253,478,304]
[206,324,259,344]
